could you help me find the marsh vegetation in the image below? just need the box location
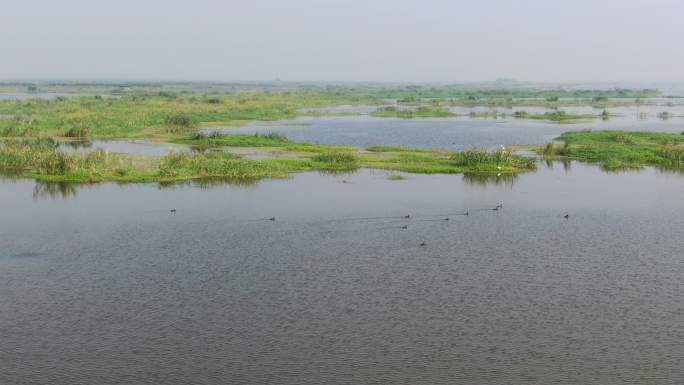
[0,132,536,182]
[0,83,663,140]
[370,106,456,118]
[0,82,678,184]
[540,130,684,170]
[512,110,597,122]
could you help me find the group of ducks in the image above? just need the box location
[168,201,570,248]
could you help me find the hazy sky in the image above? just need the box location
[2,0,683,82]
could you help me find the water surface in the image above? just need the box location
[60,140,191,156]
[218,115,682,151]
[0,92,77,100]
[2,163,684,384]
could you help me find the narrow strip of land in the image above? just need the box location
[0,134,535,182]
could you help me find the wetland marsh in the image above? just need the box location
[2,82,684,384]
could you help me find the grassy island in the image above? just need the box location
[369,106,457,118]
[0,134,536,183]
[539,130,684,170]
[513,110,598,122]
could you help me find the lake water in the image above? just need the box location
[47,108,684,156]
[60,140,192,156]
[214,108,684,151]
[2,162,684,384]
[202,102,684,151]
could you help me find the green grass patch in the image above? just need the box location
[370,106,457,118]
[157,151,310,180]
[538,130,684,170]
[467,111,508,119]
[310,152,360,170]
[2,134,536,182]
[513,110,597,122]
[365,145,432,153]
[360,146,535,174]
[451,148,537,171]
[387,175,406,180]
[176,132,357,154]
[183,132,292,147]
